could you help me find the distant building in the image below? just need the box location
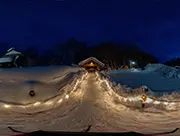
[0,47,26,68]
[78,57,105,72]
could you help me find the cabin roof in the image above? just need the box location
[78,57,105,67]
[5,50,22,56]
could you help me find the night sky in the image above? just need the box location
[0,0,180,62]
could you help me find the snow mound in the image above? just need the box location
[144,64,180,79]
[0,66,85,105]
[100,72,180,101]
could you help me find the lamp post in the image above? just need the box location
[129,60,136,68]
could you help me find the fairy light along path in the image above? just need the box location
[0,72,180,136]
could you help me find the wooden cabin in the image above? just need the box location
[78,57,105,72]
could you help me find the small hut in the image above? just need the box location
[0,47,25,68]
[78,57,105,72]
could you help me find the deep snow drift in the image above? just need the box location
[100,64,180,111]
[1,72,180,136]
[0,66,180,135]
[144,64,180,79]
[108,64,180,92]
[0,66,84,106]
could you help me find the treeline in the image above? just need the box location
[164,57,180,67]
[0,38,160,69]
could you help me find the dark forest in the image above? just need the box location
[0,38,179,69]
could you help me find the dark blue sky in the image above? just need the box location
[0,0,180,62]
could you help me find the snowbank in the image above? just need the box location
[108,64,180,80]
[0,66,85,105]
[98,73,180,110]
[144,64,180,79]
[105,63,180,96]
[0,65,83,82]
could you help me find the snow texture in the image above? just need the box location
[0,65,180,136]
[1,72,180,136]
[0,66,84,105]
[108,64,180,92]
[144,64,180,79]
[0,57,13,63]
[5,49,22,56]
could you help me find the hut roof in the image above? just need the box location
[78,57,105,67]
[5,48,22,56]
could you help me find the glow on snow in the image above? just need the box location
[34,102,41,106]
[4,104,11,108]
[0,72,88,111]
[0,72,178,111]
[95,72,179,111]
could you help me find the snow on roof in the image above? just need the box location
[0,48,22,63]
[7,47,15,52]
[78,57,105,67]
[0,57,13,63]
[5,49,22,56]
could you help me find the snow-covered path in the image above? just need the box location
[1,72,180,136]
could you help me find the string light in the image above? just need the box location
[0,73,88,111]
[153,101,160,105]
[170,102,175,105]
[72,79,80,91]
[0,73,87,112]
[65,95,69,99]
[163,102,169,105]
[45,101,53,105]
[34,102,41,106]
[99,75,177,110]
[0,72,179,112]
[72,72,88,91]
[4,104,11,108]
[97,75,180,110]
[57,99,63,103]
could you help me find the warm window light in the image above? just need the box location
[90,62,93,65]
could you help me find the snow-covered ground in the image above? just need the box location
[0,66,84,108]
[108,64,180,92]
[1,71,180,136]
[0,64,180,135]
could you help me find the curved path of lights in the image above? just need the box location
[0,71,178,113]
[0,72,88,113]
[1,72,180,136]
[95,72,180,111]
